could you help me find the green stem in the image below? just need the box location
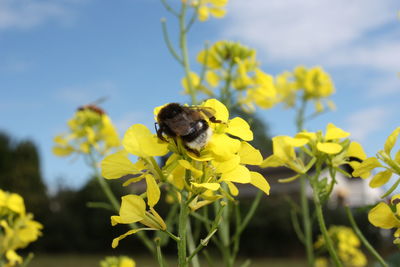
[178,191,189,267]
[220,61,235,108]
[300,175,315,267]
[295,98,315,267]
[20,253,34,267]
[161,19,183,65]
[179,2,197,105]
[345,206,388,267]
[188,202,225,262]
[160,0,179,16]
[155,238,166,267]
[187,219,200,267]
[311,177,342,267]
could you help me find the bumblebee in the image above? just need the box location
[156,103,221,154]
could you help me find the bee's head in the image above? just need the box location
[158,103,183,121]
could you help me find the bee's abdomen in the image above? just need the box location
[182,120,212,150]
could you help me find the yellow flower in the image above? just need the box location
[352,127,400,191]
[100,256,136,267]
[192,0,229,22]
[53,106,121,157]
[368,195,400,244]
[315,226,367,267]
[110,195,166,248]
[261,135,310,177]
[123,124,169,158]
[262,124,366,182]
[0,190,42,267]
[275,66,335,113]
[0,190,25,215]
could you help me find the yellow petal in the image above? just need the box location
[206,71,219,87]
[368,202,400,229]
[317,142,342,154]
[352,157,382,178]
[181,72,200,93]
[112,228,150,248]
[213,155,240,174]
[226,181,239,196]
[272,136,296,161]
[118,195,146,224]
[209,7,226,18]
[260,155,284,168]
[145,174,160,208]
[122,174,145,187]
[192,182,220,191]
[178,160,203,177]
[285,136,309,147]
[101,150,142,179]
[250,172,270,195]
[226,117,253,141]
[369,170,392,188]
[52,146,74,156]
[384,127,400,155]
[221,165,251,183]
[123,124,169,157]
[6,250,23,265]
[346,141,367,160]
[197,6,209,21]
[202,99,229,122]
[238,142,263,165]
[295,131,317,141]
[325,123,350,140]
[207,133,241,160]
[5,192,26,214]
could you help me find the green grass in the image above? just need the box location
[28,254,307,267]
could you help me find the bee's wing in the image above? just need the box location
[191,106,216,119]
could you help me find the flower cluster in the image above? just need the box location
[188,0,229,22]
[261,123,366,182]
[0,189,42,267]
[191,40,277,111]
[100,256,136,267]
[368,194,400,244]
[275,66,335,113]
[315,226,367,267]
[53,105,120,157]
[353,127,400,191]
[101,99,270,247]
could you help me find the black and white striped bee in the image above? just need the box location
[156,103,222,155]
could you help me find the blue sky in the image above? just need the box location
[0,0,399,190]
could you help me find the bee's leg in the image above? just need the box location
[184,145,201,157]
[156,124,168,142]
[209,116,224,124]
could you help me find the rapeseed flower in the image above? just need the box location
[353,127,400,191]
[0,189,42,267]
[189,0,229,22]
[101,99,270,246]
[53,105,120,157]
[100,255,136,267]
[261,123,366,181]
[275,66,335,113]
[315,226,367,267]
[368,194,400,244]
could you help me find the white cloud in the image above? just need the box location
[223,0,399,70]
[346,106,391,141]
[0,0,84,30]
